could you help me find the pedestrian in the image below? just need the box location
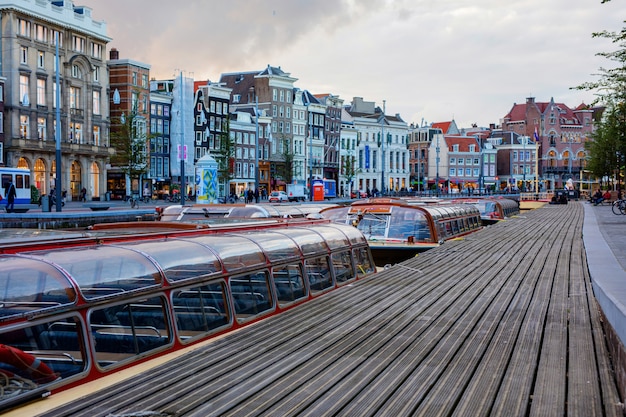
[5,180,16,213]
[80,187,87,202]
[254,188,259,203]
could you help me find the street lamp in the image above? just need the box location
[380,100,386,196]
[255,97,260,202]
[308,107,314,201]
[435,134,440,196]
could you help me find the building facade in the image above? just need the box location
[502,97,594,189]
[220,66,298,192]
[0,0,112,201]
[107,49,150,199]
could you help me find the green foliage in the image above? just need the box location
[30,185,39,204]
[109,103,148,187]
[279,135,295,184]
[214,116,234,185]
[574,5,626,185]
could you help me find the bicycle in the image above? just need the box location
[129,195,140,209]
[612,199,626,215]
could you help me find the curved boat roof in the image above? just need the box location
[0,222,364,321]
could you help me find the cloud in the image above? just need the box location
[79,0,626,127]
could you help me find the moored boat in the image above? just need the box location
[320,197,482,266]
[0,219,375,413]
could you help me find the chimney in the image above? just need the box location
[109,48,119,60]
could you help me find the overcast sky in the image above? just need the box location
[78,0,625,129]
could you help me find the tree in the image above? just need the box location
[575,5,626,186]
[214,115,235,195]
[279,135,295,184]
[586,105,623,184]
[342,154,359,195]
[109,104,148,195]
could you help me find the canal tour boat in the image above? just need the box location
[450,197,520,225]
[320,198,482,266]
[0,219,375,413]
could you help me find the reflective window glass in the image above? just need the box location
[273,263,306,305]
[172,282,230,340]
[305,256,333,292]
[90,296,170,367]
[230,271,273,318]
[331,251,354,283]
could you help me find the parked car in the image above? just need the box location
[269,191,289,203]
[351,190,367,199]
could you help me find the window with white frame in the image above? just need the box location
[0,112,3,133]
[465,168,471,176]
[69,87,80,109]
[20,115,29,138]
[469,144,475,152]
[450,157,456,165]
[37,117,46,140]
[272,89,277,101]
[36,79,45,106]
[450,168,456,176]
[91,42,103,59]
[92,90,101,114]
[453,144,459,152]
[18,19,31,37]
[93,125,100,145]
[72,35,85,52]
[93,66,100,82]
[473,168,479,177]
[72,64,82,79]
[458,158,464,165]
[20,46,28,64]
[19,75,29,104]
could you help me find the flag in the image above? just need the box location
[533,127,540,142]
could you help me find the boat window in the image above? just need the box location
[310,226,351,251]
[186,235,266,273]
[172,282,230,341]
[273,263,307,305]
[90,296,170,368]
[230,271,273,319]
[271,228,329,255]
[386,208,429,240]
[305,256,333,292]
[332,251,355,283]
[0,256,75,318]
[332,223,368,245]
[227,206,271,218]
[320,206,350,224]
[355,214,389,240]
[0,315,85,407]
[30,246,161,300]
[120,239,222,283]
[353,247,375,277]
[236,232,301,263]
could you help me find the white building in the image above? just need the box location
[0,0,112,200]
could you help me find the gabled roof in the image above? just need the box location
[444,135,479,152]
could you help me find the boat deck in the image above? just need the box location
[35,202,623,416]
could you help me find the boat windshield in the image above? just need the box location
[385,207,431,240]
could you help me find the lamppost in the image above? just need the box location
[308,108,314,201]
[255,97,260,202]
[435,134,440,196]
[380,100,386,196]
[522,135,526,192]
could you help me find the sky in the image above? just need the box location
[78,0,626,129]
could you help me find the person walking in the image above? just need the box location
[5,180,16,213]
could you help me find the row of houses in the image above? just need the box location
[0,1,597,202]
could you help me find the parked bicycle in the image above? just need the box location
[612,199,626,215]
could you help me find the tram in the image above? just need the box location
[0,219,375,413]
[320,198,482,266]
[451,197,520,225]
[0,167,31,209]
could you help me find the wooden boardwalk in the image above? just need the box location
[38,202,624,417]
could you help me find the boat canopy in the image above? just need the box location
[0,223,361,320]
